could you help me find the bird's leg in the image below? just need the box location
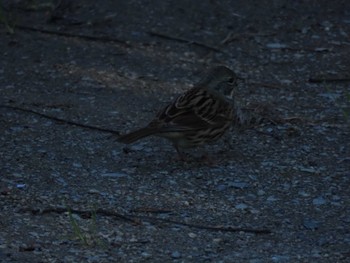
[174,144,187,162]
[200,153,216,165]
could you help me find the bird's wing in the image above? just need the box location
[153,87,232,132]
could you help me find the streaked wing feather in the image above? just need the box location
[153,87,232,132]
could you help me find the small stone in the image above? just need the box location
[130,144,145,151]
[303,218,319,230]
[313,197,326,206]
[10,126,24,132]
[72,162,82,168]
[266,43,288,49]
[271,255,291,262]
[216,184,227,191]
[319,92,341,101]
[267,196,278,202]
[16,184,26,189]
[298,191,310,197]
[298,166,317,173]
[280,79,292,85]
[101,172,128,178]
[257,190,265,196]
[229,181,249,189]
[314,47,329,52]
[331,195,341,201]
[171,251,181,259]
[235,203,248,210]
[188,233,197,238]
[88,189,100,194]
[261,161,274,167]
[143,147,153,153]
[282,183,290,190]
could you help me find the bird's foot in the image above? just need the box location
[199,153,217,165]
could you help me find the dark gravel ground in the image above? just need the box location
[1,0,350,262]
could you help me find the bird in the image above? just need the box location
[117,66,244,159]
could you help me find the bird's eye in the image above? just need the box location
[227,78,235,84]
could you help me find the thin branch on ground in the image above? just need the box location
[16,25,130,46]
[221,31,275,45]
[148,31,223,53]
[130,207,173,214]
[308,76,350,83]
[136,215,271,234]
[21,207,141,224]
[248,81,284,89]
[0,104,120,135]
[257,116,313,125]
[21,207,271,235]
[264,46,332,52]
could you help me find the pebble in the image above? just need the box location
[298,190,310,197]
[16,184,26,189]
[171,251,181,259]
[271,255,291,262]
[257,190,265,196]
[229,181,250,189]
[331,195,341,201]
[298,166,317,173]
[235,203,248,210]
[188,232,197,238]
[266,43,288,49]
[303,218,320,230]
[313,197,326,206]
[10,126,24,132]
[101,172,128,178]
[88,189,100,194]
[130,144,145,151]
[141,252,151,258]
[267,196,278,202]
[72,162,82,168]
[216,184,227,191]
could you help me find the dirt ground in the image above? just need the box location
[1,0,349,262]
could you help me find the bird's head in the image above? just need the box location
[200,66,238,98]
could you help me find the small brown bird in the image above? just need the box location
[118,66,244,158]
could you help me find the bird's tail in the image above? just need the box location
[117,127,157,144]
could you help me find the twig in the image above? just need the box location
[265,45,332,52]
[308,76,350,83]
[248,81,283,89]
[21,206,271,234]
[221,31,275,45]
[16,25,130,47]
[0,105,120,135]
[130,207,173,214]
[20,207,139,224]
[280,116,312,123]
[136,215,271,234]
[148,31,222,53]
